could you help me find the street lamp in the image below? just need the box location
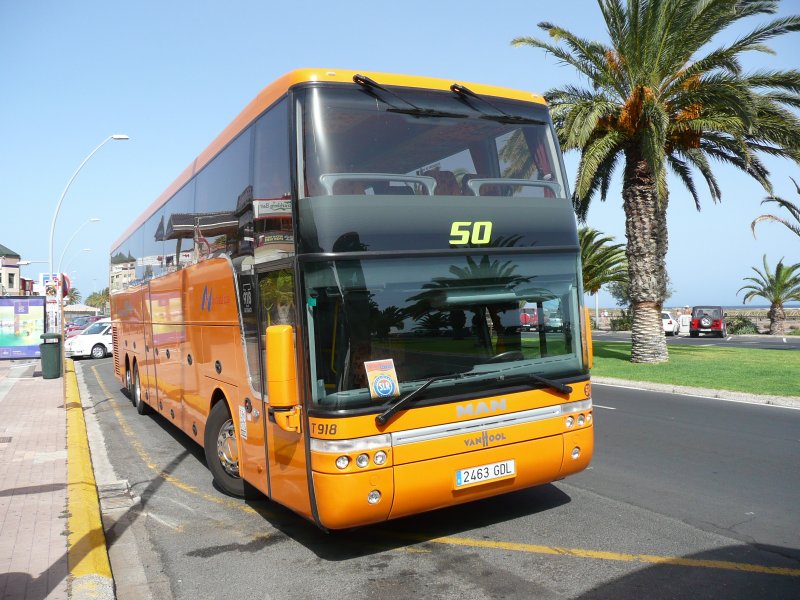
[48,134,129,331]
[56,218,100,277]
[59,248,93,278]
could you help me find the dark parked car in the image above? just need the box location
[689,306,727,338]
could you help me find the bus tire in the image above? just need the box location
[125,364,133,399]
[204,401,245,497]
[132,364,149,415]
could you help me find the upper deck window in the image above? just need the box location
[299,85,565,200]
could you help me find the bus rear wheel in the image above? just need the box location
[204,401,245,497]
[132,365,149,415]
[125,366,133,399]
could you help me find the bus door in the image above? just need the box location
[141,290,160,414]
[259,267,312,518]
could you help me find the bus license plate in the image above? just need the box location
[455,460,516,489]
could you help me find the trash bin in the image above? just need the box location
[40,333,62,379]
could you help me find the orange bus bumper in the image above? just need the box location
[312,426,593,530]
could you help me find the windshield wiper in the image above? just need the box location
[495,372,573,395]
[354,74,468,119]
[375,373,463,426]
[450,83,546,125]
[374,368,572,426]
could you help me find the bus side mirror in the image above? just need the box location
[266,325,301,432]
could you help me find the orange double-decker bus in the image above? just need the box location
[110,69,593,530]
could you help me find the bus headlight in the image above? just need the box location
[565,416,574,428]
[355,454,369,468]
[577,414,586,426]
[571,447,581,460]
[373,450,387,465]
[367,490,381,504]
[335,456,350,470]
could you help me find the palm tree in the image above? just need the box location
[579,226,627,296]
[752,177,800,238]
[738,255,800,335]
[513,0,800,362]
[85,287,110,310]
[66,288,81,305]
[579,226,628,324]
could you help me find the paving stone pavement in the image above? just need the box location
[0,359,69,599]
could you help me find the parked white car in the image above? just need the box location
[661,312,679,336]
[64,318,113,359]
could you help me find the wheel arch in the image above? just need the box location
[209,387,230,415]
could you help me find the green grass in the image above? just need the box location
[592,341,800,397]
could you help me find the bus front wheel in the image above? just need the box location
[204,401,245,497]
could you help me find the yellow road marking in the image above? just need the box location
[90,366,800,578]
[408,535,800,577]
[66,360,113,580]
[91,365,256,515]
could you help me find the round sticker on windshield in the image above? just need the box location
[372,375,397,398]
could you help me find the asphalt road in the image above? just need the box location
[592,330,800,351]
[77,359,800,600]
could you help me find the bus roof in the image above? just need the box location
[112,68,547,252]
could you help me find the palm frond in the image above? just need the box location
[751,177,800,238]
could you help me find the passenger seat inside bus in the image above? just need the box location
[429,170,460,195]
[331,180,368,195]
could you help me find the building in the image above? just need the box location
[0,244,22,296]
[109,251,136,291]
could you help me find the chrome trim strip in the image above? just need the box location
[309,399,593,452]
[391,399,592,446]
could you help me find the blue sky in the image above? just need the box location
[1,1,798,307]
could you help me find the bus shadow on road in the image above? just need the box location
[244,483,572,561]
[575,542,800,599]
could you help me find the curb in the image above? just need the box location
[65,359,115,599]
[592,376,800,409]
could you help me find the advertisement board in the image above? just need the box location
[0,296,46,360]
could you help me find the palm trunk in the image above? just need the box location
[767,302,785,335]
[622,148,669,363]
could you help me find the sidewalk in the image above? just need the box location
[0,359,68,599]
[0,359,112,600]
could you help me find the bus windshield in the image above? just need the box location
[304,252,585,411]
[299,85,566,200]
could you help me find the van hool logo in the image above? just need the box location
[464,430,507,448]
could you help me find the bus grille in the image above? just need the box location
[112,325,120,376]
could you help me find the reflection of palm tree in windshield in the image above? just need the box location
[406,255,532,347]
[415,312,450,334]
[499,131,536,180]
[369,298,406,339]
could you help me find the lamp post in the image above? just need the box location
[48,134,129,332]
[59,248,92,281]
[56,218,100,279]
